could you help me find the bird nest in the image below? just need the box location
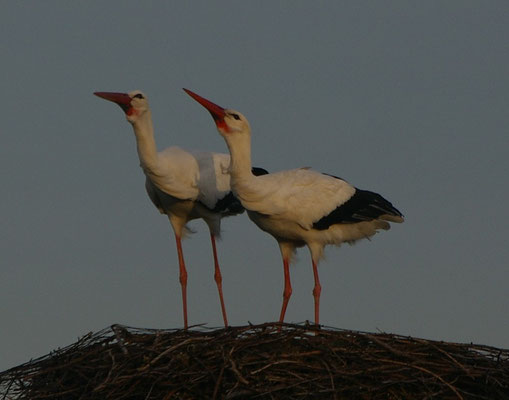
[1,323,508,399]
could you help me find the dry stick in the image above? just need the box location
[378,358,464,400]
[416,339,475,379]
[321,360,337,400]
[1,378,14,400]
[250,360,301,375]
[364,334,411,359]
[93,349,116,392]
[138,337,211,371]
[143,381,157,400]
[255,377,322,398]
[228,348,249,385]
[212,365,225,400]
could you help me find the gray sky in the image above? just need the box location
[1,1,508,371]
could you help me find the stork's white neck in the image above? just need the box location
[223,131,267,211]
[130,110,158,171]
[224,133,253,182]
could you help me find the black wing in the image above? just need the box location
[208,191,243,214]
[206,166,269,214]
[252,166,269,176]
[313,176,403,230]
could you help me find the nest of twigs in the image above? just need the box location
[1,323,508,399]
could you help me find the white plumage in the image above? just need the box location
[94,90,247,329]
[184,88,404,326]
[235,168,356,229]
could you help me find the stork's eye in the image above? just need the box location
[133,93,144,99]
[231,113,240,120]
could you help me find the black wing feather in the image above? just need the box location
[252,167,269,176]
[313,175,403,230]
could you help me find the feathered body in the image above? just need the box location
[143,147,242,237]
[237,167,402,261]
[235,169,402,263]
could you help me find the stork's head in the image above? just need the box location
[183,88,251,139]
[94,90,149,123]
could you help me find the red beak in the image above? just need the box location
[183,88,226,123]
[94,92,132,114]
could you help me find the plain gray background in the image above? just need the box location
[1,1,508,371]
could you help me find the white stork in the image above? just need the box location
[94,90,267,328]
[184,88,404,326]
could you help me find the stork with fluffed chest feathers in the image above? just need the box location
[94,90,267,329]
[184,88,404,326]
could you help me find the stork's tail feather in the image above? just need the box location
[380,214,405,223]
[350,189,404,222]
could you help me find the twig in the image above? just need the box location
[212,365,225,400]
[228,347,249,385]
[378,358,464,400]
[138,337,210,371]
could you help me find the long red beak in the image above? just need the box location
[94,92,132,113]
[183,88,226,123]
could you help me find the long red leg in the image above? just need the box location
[278,257,293,323]
[210,234,228,327]
[311,260,322,325]
[175,234,188,329]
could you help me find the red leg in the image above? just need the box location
[210,234,228,327]
[311,260,322,325]
[278,257,293,323]
[175,234,188,329]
